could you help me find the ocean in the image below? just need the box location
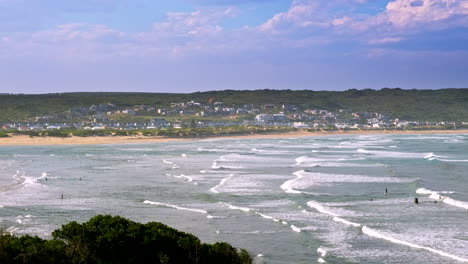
[0,134,467,263]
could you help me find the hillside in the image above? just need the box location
[0,88,467,122]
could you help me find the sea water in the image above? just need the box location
[0,134,467,263]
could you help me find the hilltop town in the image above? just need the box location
[3,99,466,133]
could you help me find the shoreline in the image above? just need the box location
[0,129,467,146]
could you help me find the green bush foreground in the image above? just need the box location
[0,215,252,264]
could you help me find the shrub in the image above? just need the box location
[0,215,252,264]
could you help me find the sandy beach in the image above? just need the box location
[0,129,467,146]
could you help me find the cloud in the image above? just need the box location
[258,0,325,33]
[368,37,403,44]
[385,0,468,29]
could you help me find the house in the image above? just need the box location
[122,109,136,116]
[150,118,170,128]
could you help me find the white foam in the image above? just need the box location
[362,226,468,263]
[424,153,439,159]
[284,170,408,194]
[257,213,280,223]
[317,246,327,257]
[308,199,468,263]
[416,188,468,210]
[358,149,425,159]
[220,202,252,212]
[318,258,326,263]
[299,226,318,231]
[174,174,193,182]
[290,225,301,233]
[6,226,18,233]
[181,153,189,158]
[333,217,361,227]
[162,159,173,164]
[210,174,235,193]
[439,159,468,163]
[280,170,304,194]
[143,200,207,214]
[307,201,340,217]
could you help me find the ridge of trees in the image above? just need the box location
[0,215,252,264]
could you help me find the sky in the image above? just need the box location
[0,0,467,93]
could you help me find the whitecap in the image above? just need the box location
[210,174,235,193]
[317,246,327,257]
[220,202,252,212]
[143,200,207,214]
[362,226,468,263]
[290,225,301,233]
[416,188,468,210]
[333,217,361,227]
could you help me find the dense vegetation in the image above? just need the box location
[0,215,252,264]
[2,126,296,138]
[1,88,467,122]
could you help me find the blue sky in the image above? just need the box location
[0,0,467,93]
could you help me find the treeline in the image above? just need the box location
[0,126,296,138]
[0,215,252,264]
[1,88,467,122]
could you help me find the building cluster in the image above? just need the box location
[1,101,461,131]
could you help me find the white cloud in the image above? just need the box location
[258,0,325,33]
[386,0,468,28]
[368,37,403,44]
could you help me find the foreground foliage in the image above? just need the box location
[0,215,252,264]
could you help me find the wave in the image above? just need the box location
[162,159,173,164]
[173,174,193,182]
[307,201,340,217]
[257,213,281,223]
[220,203,292,229]
[357,149,426,159]
[416,188,468,210]
[295,155,377,168]
[333,217,361,227]
[424,153,441,159]
[362,226,468,263]
[290,225,301,233]
[317,246,327,257]
[210,174,235,194]
[282,170,412,194]
[143,200,207,214]
[280,170,304,194]
[220,202,252,212]
[210,161,243,170]
[307,200,468,263]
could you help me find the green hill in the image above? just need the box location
[0,88,467,122]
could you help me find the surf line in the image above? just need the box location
[306,201,468,263]
[416,188,468,210]
[143,200,208,215]
[210,174,235,193]
[220,202,298,232]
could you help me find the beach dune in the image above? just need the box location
[0,129,467,146]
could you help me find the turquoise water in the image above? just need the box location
[0,134,467,263]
